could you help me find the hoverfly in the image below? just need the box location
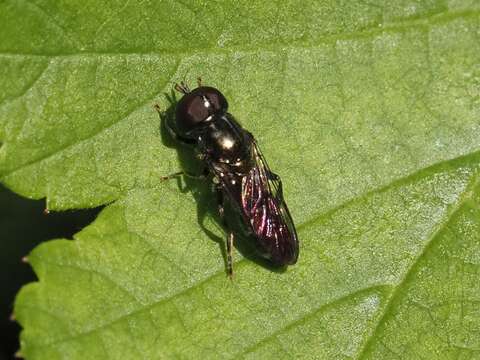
[155,79,299,277]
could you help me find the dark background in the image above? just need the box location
[0,184,101,359]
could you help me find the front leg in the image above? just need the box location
[154,104,196,146]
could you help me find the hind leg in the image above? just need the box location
[216,187,234,278]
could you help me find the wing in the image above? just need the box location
[240,138,299,266]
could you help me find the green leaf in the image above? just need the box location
[1,1,479,358]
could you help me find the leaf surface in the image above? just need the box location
[1,1,479,358]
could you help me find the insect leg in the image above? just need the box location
[154,104,196,146]
[197,77,202,87]
[227,232,234,279]
[161,167,209,181]
[216,187,234,278]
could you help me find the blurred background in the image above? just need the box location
[0,184,101,359]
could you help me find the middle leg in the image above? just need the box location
[161,167,209,181]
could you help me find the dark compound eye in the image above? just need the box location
[175,86,228,136]
[202,86,228,113]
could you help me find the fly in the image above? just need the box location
[155,78,299,277]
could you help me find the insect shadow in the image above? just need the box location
[156,90,287,276]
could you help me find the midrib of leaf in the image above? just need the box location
[20,148,480,353]
[0,9,477,57]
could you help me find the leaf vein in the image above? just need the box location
[0,10,477,58]
[297,149,480,233]
[18,0,83,49]
[0,57,182,178]
[0,60,50,106]
[38,257,142,304]
[238,285,391,358]
[29,261,230,348]
[355,170,480,359]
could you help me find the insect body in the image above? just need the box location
[159,80,299,277]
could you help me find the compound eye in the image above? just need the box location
[185,95,210,123]
[174,86,228,137]
[175,94,210,135]
[203,87,228,112]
